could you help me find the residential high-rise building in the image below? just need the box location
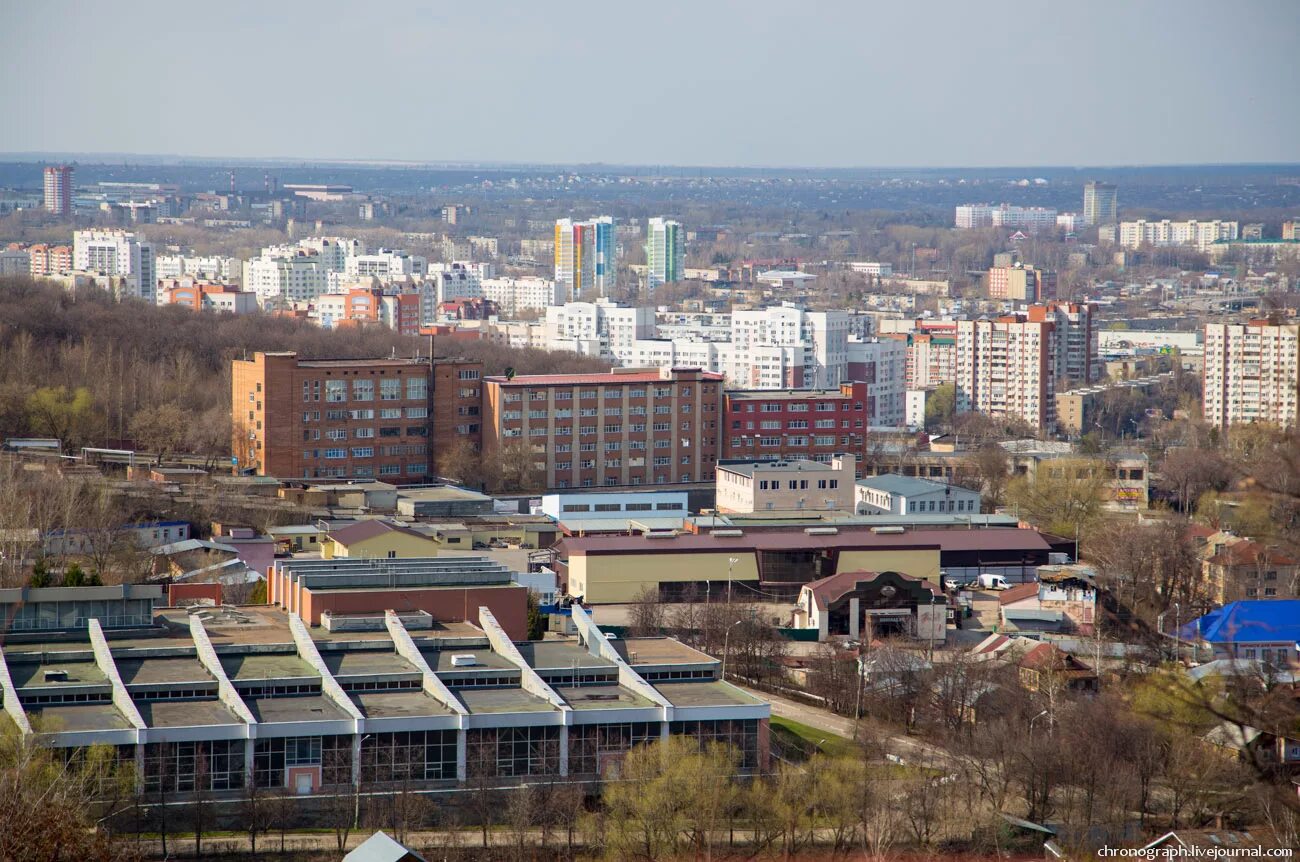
[730,304,849,389]
[986,264,1057,302]
[1203,321,1299,431]
[955,204,1057,233]
[955,316,1056,430]
[847,339,907,428]
[242,253,330,305]
[482,367,723,490]
[1282,220,1300,241]
[1117,219,1238,251]
[554,217,615,299]
[230,352,482,482]
[72,229,156,302]
[645,217,685,288]
[1082,181,1117,226]
[1028,302,1098,387]
[544,299,656,359]
[43,165,74,215]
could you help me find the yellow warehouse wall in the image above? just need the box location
[326,532,441,560]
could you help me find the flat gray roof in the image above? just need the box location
[322,650,419,678]
[654,681,763,708]
[856,474,962,496]
[137,698,241,728]
[424,648,515,673]
[556,685,651,711]
[26,703,131,733]
[220,653,318,681]
[457,687,554,715]
[517,641,615,670]
[115,656,211,686]
[7,660,105,689]
[248,695,350,723]
[350,690,455,719]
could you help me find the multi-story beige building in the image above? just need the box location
[986,264,1056,302]
[955,316,1055,430]
[1203,321,1300,430]
[1117,219,1238,251]
[715,455,856,514]
[482,367,723,490]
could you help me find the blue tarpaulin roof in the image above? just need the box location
[1180,600,1300,645]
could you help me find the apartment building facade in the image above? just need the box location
[722,383,870,476]
[1082,181,1118,226]
[956,316,1056,429]
[482,367,723,490]
[645,217,685,288]
[1117,219,1239,251]
[231,352,482,482]
[986,264,1056,302]
[1203,321,1299,430]
[72,229,156,302]
[43,165,73,215]
[555,217,615,299]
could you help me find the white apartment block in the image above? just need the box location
[345,249,427,281]
[242,255,330,304]
[1203,321,1299,430]
[848,261,893,276]
[731,304,849,389]
[72,229,156,303]
[155,254,240,281]
[545,299,656,359]
[955,204,1058,233]
[295,236,365,271]
[1118,220,1239,251]
[956,317,1056,429]
[848,338,906,428]
[480,276,563,315]
[468,236,499,258]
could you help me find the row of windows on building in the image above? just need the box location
[555,474,711,488]
[502,386,712,403]
[733,419,862,430]
[302,408,428,422]
[731,436,853,448]
[299,377,428,403]
[135,720,760,793]
[735,401,863,413]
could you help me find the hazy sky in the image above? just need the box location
[4,0,1298,167]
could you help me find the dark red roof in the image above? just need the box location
[802,569,939,610]
[327,520,427,546]
[999,582,1040,606]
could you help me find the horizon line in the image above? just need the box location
[2,151,1299,174]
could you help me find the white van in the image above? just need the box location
[978,574,1010,591]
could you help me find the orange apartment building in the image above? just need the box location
[159,279,258,313]
[231,352,482,483]
[482,367,724,489]
[28,244,72,276]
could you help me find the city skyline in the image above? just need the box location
[3,0,1298,168]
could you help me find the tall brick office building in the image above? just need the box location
[231,352,481,482]
[482,367,724,489]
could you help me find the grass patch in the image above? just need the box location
[770,716,857,758]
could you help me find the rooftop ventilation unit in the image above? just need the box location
[450,654,479,667]
[43,670,69,683]
[645,531,678,539]
[710,529,744,537]
[804,527,839,536]
[871,526,906,534]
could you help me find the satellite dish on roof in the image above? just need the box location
[505,366,516,380]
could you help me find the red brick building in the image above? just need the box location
[482,367,723,489]
[722,382,870,477]
[231,352,481,483]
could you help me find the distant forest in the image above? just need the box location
[0,277,607,456]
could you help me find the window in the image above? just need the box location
[352,379,374,401]
[354,427,374,439]
[380,408,402,419]
[352,447,374,458]
[325,380,347,402]
[325,448,346,459]
[380,378,401,400]
[406,377,427,399]
[458,369,480,380]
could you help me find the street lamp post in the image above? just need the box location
[721,619,743,682]
[1029,709,1049,735]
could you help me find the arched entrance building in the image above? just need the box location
[795,570,945,643]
